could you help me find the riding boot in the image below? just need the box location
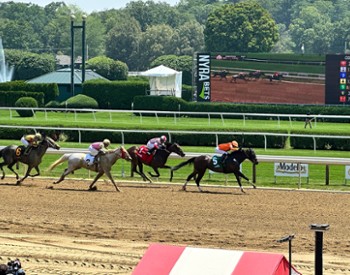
[221,153,228,168]
[24,145,32,156]
[147,147,156,155]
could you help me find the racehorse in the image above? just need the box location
[48,146,131,192]
[171,148,258,193]
[212,70,228,80]
[267,72,284,82]
[248,70,265,80]
[231,72,248,83]
[0,135,61,185]
[127,142,185,183]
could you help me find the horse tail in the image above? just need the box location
[48,154,70,171]
[171,157,196,171]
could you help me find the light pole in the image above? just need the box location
[310,224,329,275]
[277,234,295,275]
[70,14,87,97]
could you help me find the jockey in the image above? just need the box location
[88,139,111,164]
[215,140,239,165]
[146,135,167,155]
[21,132,42,155]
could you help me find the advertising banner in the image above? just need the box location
[196,53,211,102]
[274,162,309,177]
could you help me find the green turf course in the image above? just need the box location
[1,110,350,191]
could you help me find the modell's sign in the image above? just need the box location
[274,163,309,177]
[196,53,211,102]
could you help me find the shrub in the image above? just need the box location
[45,100,61,108]
[60,94,99,109]
[14,97,38,117]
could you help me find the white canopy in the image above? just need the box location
[141,65,182,98]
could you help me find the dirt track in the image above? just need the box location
[0,177,349,274]
[211,77,325,104]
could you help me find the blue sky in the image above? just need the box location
[3,0,180,13]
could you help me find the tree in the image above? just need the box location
[138,24,178,70]
[204,1,279,52]
[289,5,334,53]
[87,56,128,80]
[176,21,205,55]
[105,14,141,70]
[5,50,56,80]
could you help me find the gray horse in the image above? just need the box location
[0,135,61,185]
[48,146,132,192]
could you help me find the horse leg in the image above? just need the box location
[237,171,256,189]
[7,162,19,180]
[233,172,245,193]
[29,166,40,177]
[0,162,5,180]
[54,168,74,184]
[88,172,104,191]
[148,167,160,178]
[104,169,121,192]
[182,171,197,191]
[194,172,205,192]
[138,163,152,183]
[17,166,33,185]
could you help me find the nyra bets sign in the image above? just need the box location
[196,53,211,102]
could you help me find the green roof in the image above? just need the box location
[27,68,108,84]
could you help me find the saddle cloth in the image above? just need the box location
[136,145,153,164]
[84,154,95,166]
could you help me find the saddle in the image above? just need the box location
[136,145,154,164]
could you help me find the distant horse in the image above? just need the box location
[267,72,284,82]
[171,148,258,193]
[48,146,132,192]
[212,70,229,80]
[0,135,61,185]
[127,142,185,182]
[231,72,248,83]
[248,70,265,80]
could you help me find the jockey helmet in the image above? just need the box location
[160,135,167,143]
[231,140,239,148]
[35,133,42,139]
[103,139,111,147]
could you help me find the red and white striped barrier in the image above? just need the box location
[132,244,301,275]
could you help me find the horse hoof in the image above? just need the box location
[16,181,21,186]
[47,185,53,189]
[89,186,97,191]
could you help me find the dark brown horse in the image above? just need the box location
[127,142,185,182]
[171,148,258,193]
[267,72,285,82]
[248,70,265,80]
[231,72,248,83]
[212,70,229,80]
[0,135,61,185]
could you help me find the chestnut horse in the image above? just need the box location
[171,148,258,193]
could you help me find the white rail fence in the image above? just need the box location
[2,107,350,127]
[1,124,350,152]
[1,146,349,188]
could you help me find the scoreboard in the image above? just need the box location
[325,54,350,104]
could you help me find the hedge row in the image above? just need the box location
[133,96,350,122]
[0,91,44,106]
[82,80,149,109]
[0,81,58,104]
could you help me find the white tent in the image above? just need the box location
[141,65,182,98]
